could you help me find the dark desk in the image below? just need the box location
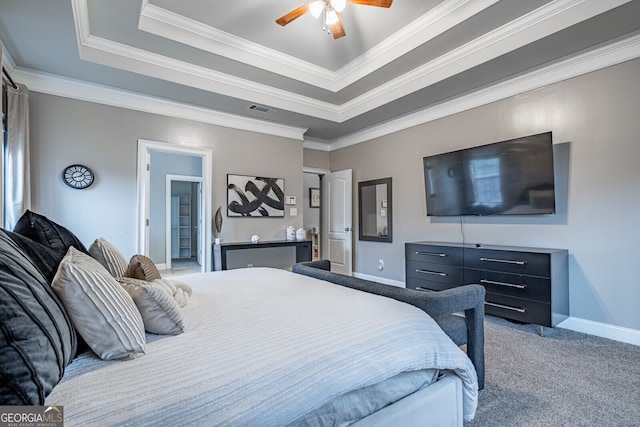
[213,240,312,270]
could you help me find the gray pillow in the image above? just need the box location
[0,229,77,404]
[52,247,146,360]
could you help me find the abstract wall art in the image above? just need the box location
[227,174,285,217]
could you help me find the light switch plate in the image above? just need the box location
[290,207,298,216]
[285,196,296,205]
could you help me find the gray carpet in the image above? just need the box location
[465,316,640,427]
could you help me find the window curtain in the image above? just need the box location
[4,83,31,230]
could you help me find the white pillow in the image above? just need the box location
[117,277,185,335]
[151,279,192,308]
[52,247,146,360]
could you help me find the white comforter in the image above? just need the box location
[46,268,478,425]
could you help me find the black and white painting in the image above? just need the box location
[227,174,285,217]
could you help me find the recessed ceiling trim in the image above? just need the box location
[336,0,632,121]
[329,32,640,151]
[13,68,308,141]
[333,0,500,89]
[73,0,630,124]
[76,33,342,122]
[138,0,339,91]
[138,0,500,92]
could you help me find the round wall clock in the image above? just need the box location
[62,164,94,189]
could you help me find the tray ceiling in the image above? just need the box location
[1,0,639,147]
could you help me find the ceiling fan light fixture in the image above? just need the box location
[309,1,324,18]
[325,9,339,26]
[330,0,347,13]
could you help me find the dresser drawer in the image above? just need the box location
[464,248,551,277]
[406,243,463,266]
[464,269,551,303]
[406,277,458,292]
[484,293,552,326]
[406,260,463,285]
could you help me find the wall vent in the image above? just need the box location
[248,104,275,114]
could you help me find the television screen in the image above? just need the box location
[423,132,555,216]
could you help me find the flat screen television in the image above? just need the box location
[423,132,555,216]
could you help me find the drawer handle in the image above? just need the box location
[415,287,433,292]
[480,279,527,290]
[480,257,526,265]
[416,251,447,257]
[416,269,447,277]
[485,301,526,313]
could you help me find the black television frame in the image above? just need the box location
[423,132,556,217]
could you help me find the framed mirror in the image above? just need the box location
[358,177,392,243]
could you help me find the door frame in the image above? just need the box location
[136,139,213,272]
[303,167,330,259]
[165,174,204,270]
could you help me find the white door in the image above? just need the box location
[323,169,352,275]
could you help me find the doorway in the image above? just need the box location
[166,175,203,271]
[137,139,213,272]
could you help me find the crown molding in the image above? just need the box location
[138,0,499,92]
[303,137,332,151]
[73,0,630,125]
[329,32,640,151]
[336,0,632,121]
[9,30,639,149]
[333,0,499,90]
[138,0,337,90]
[13,69,308,141]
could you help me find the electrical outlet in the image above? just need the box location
[247,263,253,268]
[378,259,384,271]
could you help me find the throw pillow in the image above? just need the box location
[52,247,146,361]
[117,277,185,335]
[5,230,67,283]
[89,237,128,278]
[125,254,161,281]
[0,229,77,405]
[13,210,88,253]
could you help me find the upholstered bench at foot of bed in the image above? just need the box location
[292,260,485,390]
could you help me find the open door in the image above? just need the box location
[323,169,352,275]
[165,175,204,270]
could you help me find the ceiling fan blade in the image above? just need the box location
[331,15,346,40]
[348,0,393,7]
[276,4,309,26]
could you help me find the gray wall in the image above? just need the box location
[329,58,640,332]
[28,92,304,264]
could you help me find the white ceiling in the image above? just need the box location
[1,0,640,149]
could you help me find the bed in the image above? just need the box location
[1,211,478,426]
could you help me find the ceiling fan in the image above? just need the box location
[276,0,393,40]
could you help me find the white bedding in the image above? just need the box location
[46,268,478,425]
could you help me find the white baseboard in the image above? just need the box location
[353,274,640,347]
[558,317,640,347]
[156,262,168,271]
[353,272,405,288]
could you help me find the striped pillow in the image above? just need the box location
[88,237,127,278]
[117,277,185,335]
[125,254,161,281]
[52,247,145,360]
